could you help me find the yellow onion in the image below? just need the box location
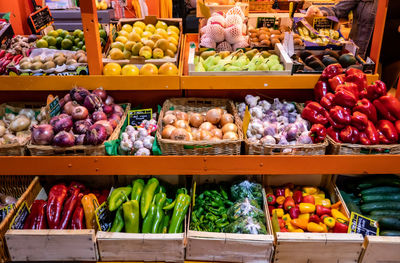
[222,123,238,134]
[220,113,234,126]
[210,128,223,139]
[189,113,204,128]
[175,111,189,121]
[206,108,222,124]
[223,131,238,140]
[161,125,176,139]
[170,128,190,141]
[199,121,214,131]
[200,130,213,140]
[163,114,177,125]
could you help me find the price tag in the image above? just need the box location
[28,6,54,34]
[95,202,113,232]
[242,106,251,139]
[10,201,29,230]
[48,96,61,117]
[257,17,276,28]
[0,204,15,222]
[128,108,152,127]
[313,17,333,31]
[348,212,379,236]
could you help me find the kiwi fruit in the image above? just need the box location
[43,61,56,70]
[20,62,32,70]
[66,59,77,65]
[54,56,66,66]
[31,61,43,70]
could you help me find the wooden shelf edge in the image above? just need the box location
[1,155,398,175]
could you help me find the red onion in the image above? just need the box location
[109,113,121,124]
[95,120,113,135]
[50,114,73,133]
[112,104,124,117]
[104,95,114,106]
[31,124,54,145]
[86,124,108,145]
[72,106,89,120]
[84,94,102,112]
[63,101,78,115]
[53,131,75,147]
[73,119,92,134]
[108,118,118,129]
[75,134,86,145]
[64,93,71,102]
[59,98,66,108]
[92,110,107,122]
[92,87,107,101]
[102,105,113,115]
[70,86,90,104]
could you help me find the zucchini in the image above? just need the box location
[360,202,400,214]
[378,217,400,231]
[357,175,400,190]
[362,194,400,203]
[380,230,400,236]
[340,190,362,214]
[370,210,400,217]
[361,186,400,196]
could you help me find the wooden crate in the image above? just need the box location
[96,175,186,262]
[186,175,274,263]
[360,236,400,263]
[267,174,364,263]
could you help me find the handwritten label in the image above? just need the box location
[95,202,113,232]
[128,108,152,127]
[10,201,29,230]
[28,6,54,33]
[257,17,276,28]
[348,212,379,236]
[313,17,333,30]
[49,96,61,117]
[0,204,15,222]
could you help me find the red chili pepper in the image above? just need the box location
[333,88,357,108]
[320,92,335,111]
[351,111,368,131]
[59,188,80,229]
[365,121,379,145]
[70,194,85,229]
[34,200,47,229]
[292,190,303,204]
[309,214,321,224]
[289,206,300,219]
[329,106,351,129]
[374,95,400,121]
[345,71,367,93]
[333,221,348,233]
[316,205,331,216]
[321,63,343,80]
[283,196,295,211]
[309,124,326,143]
[377,120,398,144]
[303,195,315,205]
[340,126,359,144]
[328,74,345,92]
[267,194,276,205]
[275,188,285,197]
[24,200,47,229]
[301,102,329,125]
[46,184,68,229]
[314,80,329,101]
[353,99,378,124]
[362,80,387,101]
[327,127,341,143]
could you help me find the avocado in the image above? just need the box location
[323,49,340,60]
[303,65,315,72]
[309,59,326,71]
[300,50,314,62]
[322,55,339,66]
[339,53,357,68]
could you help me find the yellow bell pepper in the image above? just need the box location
[319,222,328,233]
[315,190,325,199]
[299,203,316,214]
[282,213,291,223]
[291,218,308,230]
[307,222,325,232]
[298,213,310,222]
[331,209,348,222]
[292,228,304,233]
[302,187,318,195]
[321,199,331,208]
[284,188,293,197]
[272,208,284,218]
[314,195,324,205]
[323,216,336,229]
[286,221,299,232]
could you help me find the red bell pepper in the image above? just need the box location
[309,124,326,143]
[395,120,400,135]
[320,214,331,221]
[340,126,359,144]
[68,181,86,194]
[333,88,357,108]
[268,205,275,215]
[321,63,343,80]
[345,71,367,93]
[292,190,303,204]
[327,127,341,142]
[359,132,371,145]
[275,188,285,197]
[301,102,329,125]
[316,205,331,216]
[329,106,351,129]
[351,111,368,131]
[284,196,295,211]
[362,80,387,101]
[24,200,47,229]
[267,194,276,205]
[353,99,378,123]
[302,195,315,204]
[277,204,283,209]
[59,187,80,229]
[309,214,321,224]
[364,121,379,145]
[47,184,68,229]
[336,83,359,98]
[0,50,5,58]
[320,93,335,111]
[289,206,300,219]
[98,189,110,205]
[314,80,329,101]
[374,95,400,121]
[346,68,363,76]
[333,221,348,233]
[377,120,398,144]
[328,74,345,92]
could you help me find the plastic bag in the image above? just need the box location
[224,216,267,235]
[227,198,265,222]
[230,180,263,206]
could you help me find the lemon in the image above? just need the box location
[121,64,139,76]
[155,21,168,30]
[121,24,133,33]
[167,25,180,35]
[115,36,128,44]
[168,37,178,46]
[48,30,59,38]
[168,31,179,41]
[132,27,143,36]
[118,30,129,38]
[36,39,48,48]
[156,28,168,39]
[103,63,121,75]
[133,21,146,30]
[141,31,152,39]
[145,24,156,33]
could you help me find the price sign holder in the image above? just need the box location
[47,96,61,117]
[28,6,54,34]
[10,201,29,230]
[348,212,379,237]
[128,108,153,127]
[257,17,276,28]
[95,202,113,232]
[313,17,333,30]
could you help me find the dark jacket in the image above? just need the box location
[321,0,378,58]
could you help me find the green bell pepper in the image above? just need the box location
[168,193,190,233]
[141,178,159,218]
[108,186,132,212]
[122,200,140,233]
[110,206,124,232]
[131,179,145,201]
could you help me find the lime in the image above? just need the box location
[56,29,63,35]
[47,36,57,46]
[60,30,69,38]
[48,30,59,38]
[36,39,48,48]
[42,35,49,42]
[100,38,106,47]
[56,37,63,48]
[98,23,102,30]
[82,45,86,51]
[65,34,74,42]
[99,29,107,39]
[73,29,82,38]
[48,46,57,49]
[61,39,73,50]
[77,41,84,49]
[72,46,80,51]
[78,31,85,40]
[74,38,81,45]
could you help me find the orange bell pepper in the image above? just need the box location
[276,196,285,205]
[284,188,293,197]
[81,193,99,229]
[321,199,331,208]
[299,203,316,214]
[298,213,310,222]
[286,221,299,232]
[331,201,342,209]
[307,222,325,232]
[291,218,308,230]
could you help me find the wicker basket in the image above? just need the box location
[245,138,328,155]
[327,136,400,155]
[249,1,273,12]
[27,103,131,156]
[157,98,243,155]
[0,102,45,156]
[0,176,40,263]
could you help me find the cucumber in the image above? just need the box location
[361,186,400,196]
[360,202,400,214]
[357,175,400,190]
[340,190,362,214]
[378,217,400,231]
[370,210,400,217]
[362,194,400,203]
[380,230,400,236]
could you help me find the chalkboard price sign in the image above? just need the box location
[28,6,54,33]
[313,17,333,31]
[257,17,276,29]
[348,212,379,237]
[49,96,61,117]
[128,109,153,127]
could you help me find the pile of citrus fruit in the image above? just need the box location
[103,62,178,76]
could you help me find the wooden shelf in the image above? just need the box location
[1,155,399,176]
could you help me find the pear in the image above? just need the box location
[131,42,144,56]
[232,55,249,69]
[203,55,221,71]
[245,49,258,60]
[224,65,241,72]
[270,63,284,71]
[269,54,279,61]
[208,64,225,72]
[260,51,272,58]
[266,59,279,69]
[194,56,206,72]
[218,51,230,59]
[256,60,269,71]
[200,51,216,60]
